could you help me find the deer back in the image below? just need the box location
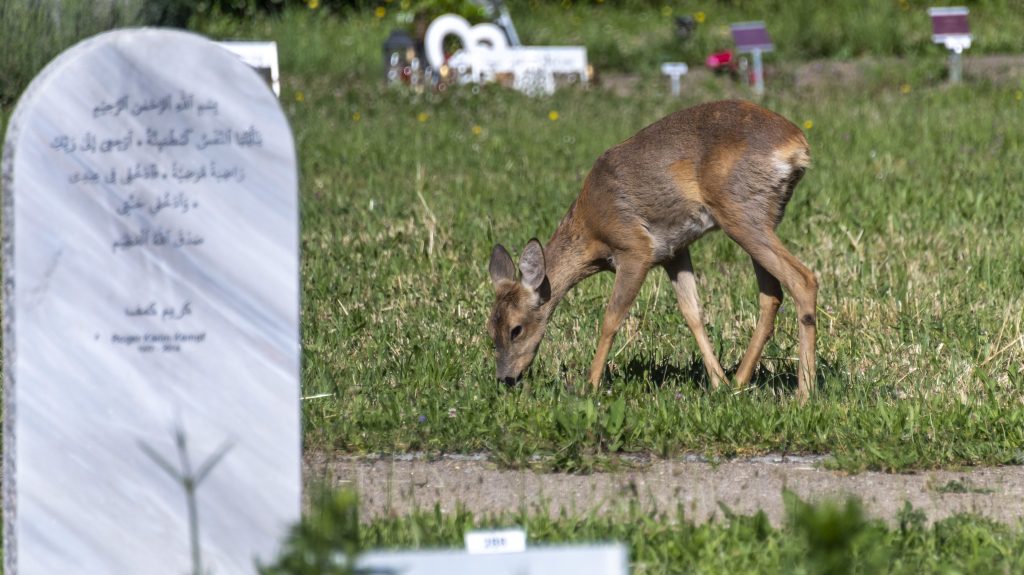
[572,100,810,264]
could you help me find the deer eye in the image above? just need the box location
[510,325,523,341]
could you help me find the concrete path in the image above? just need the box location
[306,453,1024,526]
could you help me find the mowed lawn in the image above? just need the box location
[2,7,1020,473]
[196,9,1024,473]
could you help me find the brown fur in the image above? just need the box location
[487,100,818,401]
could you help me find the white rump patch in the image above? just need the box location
[771,155,793,181]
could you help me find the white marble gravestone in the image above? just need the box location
[2,29,300,574]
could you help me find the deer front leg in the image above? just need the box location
[663,248,727,389]
[588,261,650,389]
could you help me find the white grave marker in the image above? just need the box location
[660,62,689,96]
[424,14,589,96]
[2,28,301,575]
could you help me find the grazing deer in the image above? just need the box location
[486,100,818,401]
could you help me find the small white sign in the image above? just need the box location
[217,41,281,97]
[359,543,628,575]
[464,529,527,554]
[661,62,689,75]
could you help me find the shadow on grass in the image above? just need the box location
[620,355,712,391]
[620,354,843,396]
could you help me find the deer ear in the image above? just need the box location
[519,239,546,291]
[488,244,516,287]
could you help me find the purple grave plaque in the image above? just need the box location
[730,22,774,53]
[928,7,972,52]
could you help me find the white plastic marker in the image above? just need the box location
[661,62,689,96]
[465,529,528,554]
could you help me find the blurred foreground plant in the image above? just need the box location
[260,488,361,575]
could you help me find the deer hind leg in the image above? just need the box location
[663,248,727,389]
[734,260,783,386]
[716,218,817,401]
[588,257,651,390]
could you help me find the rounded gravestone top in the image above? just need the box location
[3,28,300,575]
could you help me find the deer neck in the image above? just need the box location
[539,205,602,319]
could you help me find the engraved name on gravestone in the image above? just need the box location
[2,29,300,574]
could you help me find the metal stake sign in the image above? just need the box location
[928,7,972,84]
[731,21,774,97]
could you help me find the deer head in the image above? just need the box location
[486,239,550,385]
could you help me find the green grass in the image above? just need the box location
[186,8,1024,473]
[0,0,150,104]
[514,0,1024,74]
[264,487,1024,574]
[931,477,997,495]
[2,5,1023,474]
